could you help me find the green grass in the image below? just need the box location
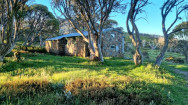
[0,52,188,105]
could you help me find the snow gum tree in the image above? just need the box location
[0,0,28,62]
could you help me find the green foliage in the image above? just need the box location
[16,46,47,53]
[171,21,188,40]
[30,4,55,19]
[104,19,118,28]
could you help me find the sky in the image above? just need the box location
[33,0,187,35]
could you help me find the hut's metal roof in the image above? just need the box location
[46,28,123,41]
[46,31,88,41]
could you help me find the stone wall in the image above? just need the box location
[45,40,60,54]
[45,39,66,55]
[102,30,124,57]
[65,37,88,57]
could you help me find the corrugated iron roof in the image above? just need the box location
[46,28,123,41]
[46,31,88,41]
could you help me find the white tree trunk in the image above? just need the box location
[98,41,104,62]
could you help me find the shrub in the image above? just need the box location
[64,78,170,105]
[0,80,51,100]
[6,51,14,57]
[165,57,184,64]
[143,51,149,59]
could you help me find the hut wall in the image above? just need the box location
[65,37,88,57]
[58,38,67,55]
[102,30,124,57]
[45,39,67,55]
[45,40,60,54]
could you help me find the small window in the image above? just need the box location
[111,45,115,49]
[111,34,115,38]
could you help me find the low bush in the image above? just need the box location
[143,51,149,59]
[0,80,51,102]
[6,51,14,57]
[17,46,47,53]
[166,57,184,64]
[64,78,170,105]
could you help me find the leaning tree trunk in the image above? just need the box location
[0,41,17,62]
[155,35,169,67]
[0,13,17,62]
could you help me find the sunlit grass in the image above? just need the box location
[169,64,188,71]
[0,53,188,104]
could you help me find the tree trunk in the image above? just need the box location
[185,46,188,64]
[155,36,169,67]
[185,55,188,64]
[39,35,44,47]
[88,33,104,62]
[133,47,143,66]
[27,37,36,47]
[89,46,99,61]
[0,56,4,62]
[98,38,104,62]
[22,41,27,46]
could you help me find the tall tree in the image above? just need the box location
[171,21,188,40]
[104,19,118,28]
[172,21,188,63]
[0,0,28,62]
[52,0,119,62]
[155,0,188,67]
[22,4,59,47]
[126,0,149,65]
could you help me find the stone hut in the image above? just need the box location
[45,28,124,57]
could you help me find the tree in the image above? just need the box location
[176,40,188,63]
[104,19,118,28]
[148,39,159,50]
[0,0,28,62]
[22,4,59,47]
[126,0,149,65]
[58,18,76,35]
[52,0,119,62]
[154,0,188,67]
[171,21,188,40]
[172,21,188,63]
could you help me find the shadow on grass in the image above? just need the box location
[0,54,136,76]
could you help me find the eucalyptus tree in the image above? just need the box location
[104,19,118,28]
[0,0,28,62]
[155,0,188,67]
[22,4,59,47]
[126,0,149,65]
[171,21,188,40]
[171,21,188,63]
[52,0,120,62]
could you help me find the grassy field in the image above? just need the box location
[0,51,188,105]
